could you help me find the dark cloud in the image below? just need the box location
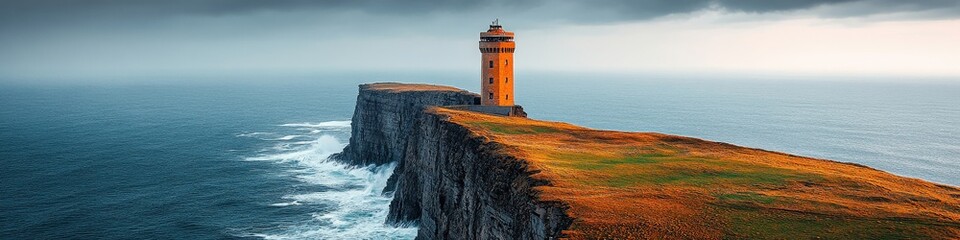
[813,0,960,18]
[717,0,856,12]
[2,0,957,28]
[1,0,957,80]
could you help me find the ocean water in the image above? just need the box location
[1,73,958,238]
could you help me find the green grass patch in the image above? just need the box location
[630,167,813,187]
[549,150,823,188]
[468,121,560,134]
[599,154,663,165]
[593,158,821,188]
[716,192,777,204]
[721,207,950,239]
[550,152,665,170]
[548,145,824,189]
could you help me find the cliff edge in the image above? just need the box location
[332,83,478,166]
[338,82,960,239]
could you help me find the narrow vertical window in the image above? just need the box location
[506,94,509,100]
[489,78,493,84]
[505,59,509,66]
[488,92,493,99]
[489,61,493,68]
[505,77,509,83]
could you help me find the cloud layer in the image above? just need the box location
[2,0,958,28]
[1,0,958,81]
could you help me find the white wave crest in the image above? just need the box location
[244,135,344,162]
[280,121,352,128]
[267,135,304,141]
[270,201,302,207]
[243,120,416,240]
[237,132,273,137]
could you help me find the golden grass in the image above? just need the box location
[363,82,467,92]
[432,107,960,239]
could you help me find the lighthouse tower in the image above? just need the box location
[479,20,515,106]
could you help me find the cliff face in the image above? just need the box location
[387,110,570,239]
[336,82,960,239]
[434,107,960,239]
[335,83,570,239]
[332,83,477,166]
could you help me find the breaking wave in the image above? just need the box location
[240,121,416,239]
[279,121,352,129]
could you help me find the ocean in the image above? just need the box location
[1,72,958,239]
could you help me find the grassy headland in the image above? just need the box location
[432,107,960,239]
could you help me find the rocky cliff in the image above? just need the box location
[386,108,571,239]
[332,83,477,166]
[335,83,571,239]
[336,82,960,239]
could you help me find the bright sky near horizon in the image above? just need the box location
[1,0,958,82]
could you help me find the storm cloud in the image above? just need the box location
[1,0,958,81]
[2,0,957,38]
[2,0,958,28]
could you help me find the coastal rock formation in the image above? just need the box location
[336,82,960,239]
[434,107,960,239]
[332,83,478,166]
[386,108,570,239]
[334,83,569,239]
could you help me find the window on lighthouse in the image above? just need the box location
[489,78,493,84]
[505,60,509,66]
[488,92,493,99]
[489,61,493,68]
[505,77,509,83]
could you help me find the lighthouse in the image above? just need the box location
[479,19,515,106]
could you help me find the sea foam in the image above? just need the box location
[243,120,416,239]
[279,121,352,128]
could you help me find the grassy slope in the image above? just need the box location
[431,107,960,239]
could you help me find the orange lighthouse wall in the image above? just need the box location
[480,25,515,106]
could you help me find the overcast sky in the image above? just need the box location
[1,0,959,82]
